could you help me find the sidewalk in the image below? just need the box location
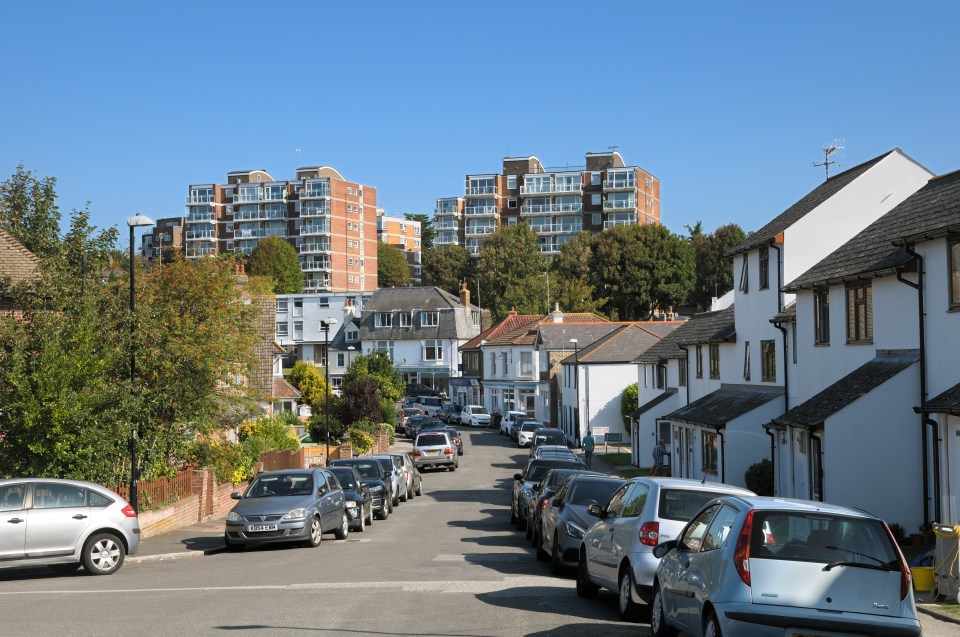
[128,513,230,563]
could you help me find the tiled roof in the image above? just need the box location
[665,386,782,428]
[629,388,678,419]
[359,286,481,341]
[634,306,736,364]
[483,312,608,347]
[572,324,662,364]
[0,229,41,286]
[634,320,686,339]
[461,312,542,350]
[536,322,623,350]
[728,150,897,257]
[771,301,797,324]
[772,351,919,428]
[272,377,302,400]
[785,169,960,291]
[919,383,960,416]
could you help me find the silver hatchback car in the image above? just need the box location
[0,478,140,575]
[650,496,920,637]
[412,431,458,471]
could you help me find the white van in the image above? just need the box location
[411,396,444,417]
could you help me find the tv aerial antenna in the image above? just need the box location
[813,139,844,180]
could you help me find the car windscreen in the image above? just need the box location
[527,460,583,482]
[330,469,358,489]
[247,473,313,497]
[417,434,448,446]
[750,511,899,566]
[472,407,489,415]
[533,432,564,446]
[340,461,380,479]
[372,458,393,473]
[568,479,624,506]
[659,489,734,521]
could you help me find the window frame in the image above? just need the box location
[738,254,749,293]
[949,236,960,310]
[845,282,873,344]
[813,287,830,345]
[423,339,443,361]
[743,341,751,381]
[759,246,770,290]
[709,344,720,379]
[701,431,719,475]
[679,358,687,387]
[420,311,440,327]
[761,339,776,382]
[695,345,703,379]
[375,312,393,328]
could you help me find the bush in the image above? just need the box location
[744,458,774,496]
[309,413,345,444]
[620,383,638,434]
[348,428,375,455]
[183,439,251,485]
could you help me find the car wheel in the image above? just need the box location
[307,516,323,547]
[535,529,549,561]
[619,568,644,622]
[703,610,722,637]
[510,507,517,524]
[82,532,126,575]
[355,510,366,533]
[550,533,564,575]
[450,462,457,472]
[387,497,394,513]
[517,510,527,532]
[400,487,408,502]
[576,552,599,598]
[525,519,534,540]
[415,481,422,496]
[334,513,350,540]
[48,562,82,574]
[376,504,389,520]
[650,585,678,637]
[392,491,400,507]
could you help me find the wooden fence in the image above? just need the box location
[113,468,194,510]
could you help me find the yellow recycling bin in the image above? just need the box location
[911,566,935,592]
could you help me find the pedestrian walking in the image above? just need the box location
[582,429,595,469]
[651,439,667,476]
[491,404,502,432]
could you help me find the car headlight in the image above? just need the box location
[345,501,358,509]
[521,486,533,498]
[227,512,242,522]
[282,508,308,520]
[564,521,586,539]
[370,485,384,494]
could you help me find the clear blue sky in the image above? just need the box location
[3,1,958,248]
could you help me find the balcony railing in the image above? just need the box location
[465,186,497,196]
[603,178,636,190]
[520,183,553,195]
[299,242,331,254]
[530,223,583,235]
[434,206,460,216]
[185,194,214,205]
[186,212,216,223]
[434,220,459,229]
[521,202,583,215]
[300,203,329,217]
[300,223,330,235]
[234,208,285,221]
[465,205,497,216]
[186,246,217,258]
[235,228,265,239]
[300,187,330,199]
[303,279,332,292]
[603,199,636,211]
[537,244,560,254]
[300,259,331,271]
[235,190,262,203]
[464,226,496,237]
[604,217,636,228]
[434,235,460,245]
[185,230,216,241]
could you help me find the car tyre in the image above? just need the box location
[517,512,527,532]
[703,610,722,637]
[355,510,366,533]
[415,481,422,496]
[525,519,534,540]
[576,552,599,598]
[392,490,400,507]
[535,529,549,562]
[400,488,408,502]
[82,532,126,575]
[365,504,374,526]
[450,462,457,472]
[618,568,644,622]
[334,513,350,540]
[510,508,517,525]
[376,504,389,521]
[650,585,678,637]
[550,533,564,575]
[306,516,323,547]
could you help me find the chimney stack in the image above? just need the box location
[459,281,470,307]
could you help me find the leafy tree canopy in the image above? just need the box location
[249,237,303,294]
[288,360,330,410]
[0,164,61,259]
[474,223,546,321]
[422,244,472,297]
[377,242,411,288]
[687,222,746,311]
[404,213,434,249]
[343,351,404,403]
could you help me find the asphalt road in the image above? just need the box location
[0,428,956,637]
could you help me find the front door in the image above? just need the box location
[672,426,697,479]
[0,483,28,560]
[792,427,810,499]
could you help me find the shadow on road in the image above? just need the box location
[476,584,626,624]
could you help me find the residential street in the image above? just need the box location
[0,429,956,637]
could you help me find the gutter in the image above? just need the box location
[770,241,789,415]
[764,424,778,496]
[810,430,824,502]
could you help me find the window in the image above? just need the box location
[761,340,776,382]
[375,312,393,328]
[507,175,517,190]
[423,339,443,361]
[696,345,703,378]
[846,283,873,343]
[701,505,739,551]
[374,340,394,359]
[489,352,496,376]
[293,298,303,317]
[702,431,718,474]
[500,352,508,376]
[592,213,601,225]
[743,341,751,381]
[759,246,770,290]
[621,483,649,518]
[318,296,330,308]
[680,504,720,551]
[656,364,666,389]
[398,311,412,327]
[337,353,346,367]
[950,237,960,309]
[709,344,720,379]
[814,288,830,345]
[276,322,289,337]
[679,359,687,387]
[591,172,601,186]
[331,377,343,390]
[591,193,601,206]
[421,311,439,327]
[520,351,533,377]
[293,321,303,341]
[276,299,288,313]
[739,254,749,293]
[33,483,86,508]
[508,198,517,209]
[346,328,359,342]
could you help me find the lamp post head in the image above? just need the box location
[569,338,578,345]
[126,214,155,228]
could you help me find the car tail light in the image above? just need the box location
[412,449,422,457]
[540,497,549,511]
[639,521,659,546]
[882,521,912,600]
[734,509,754,587]
[121,504,137,518]
[444,447,453,455]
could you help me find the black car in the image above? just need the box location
[405,383,443,398]
[443,427,464,455]
[408,417,443,439]
[511,456,586,531]
[329,466,374,532]
[527,468,603,543]
[438,404,462,424]
[328,458,392,520]
[529,428,569,455]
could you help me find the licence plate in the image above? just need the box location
[426,450,439,455]
[247,524,278,532]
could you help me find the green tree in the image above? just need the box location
[404,213,435,249]
[422,244,471,296]
[249,236,303,294]
[620,383,638,434]
[340,378,382,426]
[343,351,404,403]
[377,242,412,288]
[688,223,746,311]
[288,360,329,411]
[0,164,61,259]
[553,232,606,314]
[474,223,546,321]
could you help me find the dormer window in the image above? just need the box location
[421,311,439,327]
[346,328,359,342]
[375,312,393,328]
[398,311,413,327]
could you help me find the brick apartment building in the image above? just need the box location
[376,211,422,284]
[434,150,660,256]
[141,216,185,265]
[152,166,378,293]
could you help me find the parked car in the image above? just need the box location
[224,469,348,550]
[529,427,566,453]
[0,479,139,576]
[649,496,919,637]
[412,431,458,471]
[460,405,491,428]
[405,383,443,398]
[516,420,541,447]
[371,455,407,505]
[512,456,586,531]
[539,474,628,575]
[438,403,462,424]
[419,420,447,435]
[576,477,755,621]
[397,407,419,435]
[327,458,391,519]
[387,451,423,499]
[526,468,604,542]
[532,444,575,460]
[501,410,527,436]
[442,427,464,455]
[409,395,444,417]
[329,466,374,532]
[405,415,437,439]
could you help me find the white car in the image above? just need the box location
[516,420,542,447]
[500,410,526,436]
[460,405,491,428]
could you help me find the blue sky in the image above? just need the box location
[2,1,958,247]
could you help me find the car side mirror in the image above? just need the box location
[552,497,563,507]
[231,491,242,500]
[653,540,678,559]
[384,472,392,480]
[586,503,603,518]
[317,486,326,496]
[514,473,523,481]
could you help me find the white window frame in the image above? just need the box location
[423,339,443,361]
[376,312,393,328]
[421,311,439,327]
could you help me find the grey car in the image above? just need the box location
[224,469,348,550]
[371,455,407,505]
[650,496,920,637]
[387,451,423,499]
[0,479,140,575]
[412,431,458,471]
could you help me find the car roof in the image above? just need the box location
[527,457,585,468]
[630,477,756,495]
[726,495,877,518]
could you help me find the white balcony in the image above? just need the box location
[301,259,331,271]
[434,234,460,246]
[303,278,331,292]
[464,205,497,216]
[464,226,496,238]
[300,202,329,217]
[604,217,636,228]
[300,223,330,236]
[521,202,582,215]
[186,246,217,258]
[603,178,636,191]
[434,220,460,230]
[537,244,560,254]
[185,194,214,205]
[520,183,553,195]
[234,208,285,221]
[465,186,497,197]
[185,230,216,241]
[603,199,637,211]
[299,242,331,254]
[531,223,583,235]
[185,212,216,223]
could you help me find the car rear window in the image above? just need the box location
[417,434,448,446]
[568,479,624,506]
[751,511,899,565]
[521,422,538,432]
[659,489,733,521]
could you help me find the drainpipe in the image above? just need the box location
[677,345,691,404]
[810,430,824,502]
[896,243,934,528]
[764,423,777,495]
[923,416,942,523]
[770,241,788,415]
[718,427,726,484]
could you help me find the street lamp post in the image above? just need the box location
[126,214,154,512]
[320,318,338,465]
[569,338,579,447]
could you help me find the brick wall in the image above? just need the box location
[138,467,250,538]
